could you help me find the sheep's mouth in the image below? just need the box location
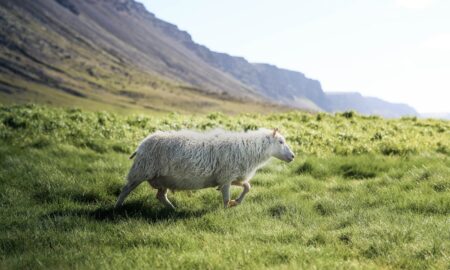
[284,156,294,163]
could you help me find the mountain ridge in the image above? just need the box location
[326,92,417,118]
[0,0,418,117]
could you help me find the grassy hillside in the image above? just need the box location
[1,105,449,269]
[1,1,280,115]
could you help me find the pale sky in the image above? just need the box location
[141,0,450,113]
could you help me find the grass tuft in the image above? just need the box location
[340,164,377,179]
[307,233,327,247]
[314,199,336,216]
[295,161,314,174]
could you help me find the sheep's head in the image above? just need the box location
[268,128,295,162]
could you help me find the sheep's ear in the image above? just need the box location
[272,128,279,137]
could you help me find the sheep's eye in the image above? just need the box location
[279,140,283,144]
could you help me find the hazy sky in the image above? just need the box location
[141,0,450,113]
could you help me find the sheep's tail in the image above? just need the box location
[129,151,137,159]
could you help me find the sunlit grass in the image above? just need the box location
[0,105,449,269]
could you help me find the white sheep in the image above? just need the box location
[115,128,295,208]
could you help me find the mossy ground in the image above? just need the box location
[0,105,449,269]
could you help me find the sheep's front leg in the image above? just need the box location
[220,183,238,208]
[235,182,251,204]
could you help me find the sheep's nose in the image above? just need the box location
[291,154,295,159]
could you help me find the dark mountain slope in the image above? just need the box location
[0,0,287,114]
[0,0,418,116]
[2,0,258,98]
[182,42,327,111]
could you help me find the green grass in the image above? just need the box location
[1,105,449,269]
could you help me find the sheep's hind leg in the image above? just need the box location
[234,181,251,204]
[115,180,142,207]
[156,188,175,209]
[220,183,238,208]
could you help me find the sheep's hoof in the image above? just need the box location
[227,200,239,207]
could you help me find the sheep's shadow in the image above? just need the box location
[45,201,211,224]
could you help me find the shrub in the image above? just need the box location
[341,111,355,119]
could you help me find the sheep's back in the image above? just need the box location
[139,134,223,178]
[136,131,265,184]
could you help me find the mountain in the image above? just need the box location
[0,0,418,116]
[326,92,417,118]
[420,113,450,120]
[182,44,327,111]
[0,0,276,114]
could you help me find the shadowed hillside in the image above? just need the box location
[0,0,418,116]
[0,0,283,114]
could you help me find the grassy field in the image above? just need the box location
[0,104,449,269]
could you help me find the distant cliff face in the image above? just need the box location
[0,0,418,116]
[420,113,450,120]
[326,92,417,118]
[136,2,328,111]
[180,41,328,111]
